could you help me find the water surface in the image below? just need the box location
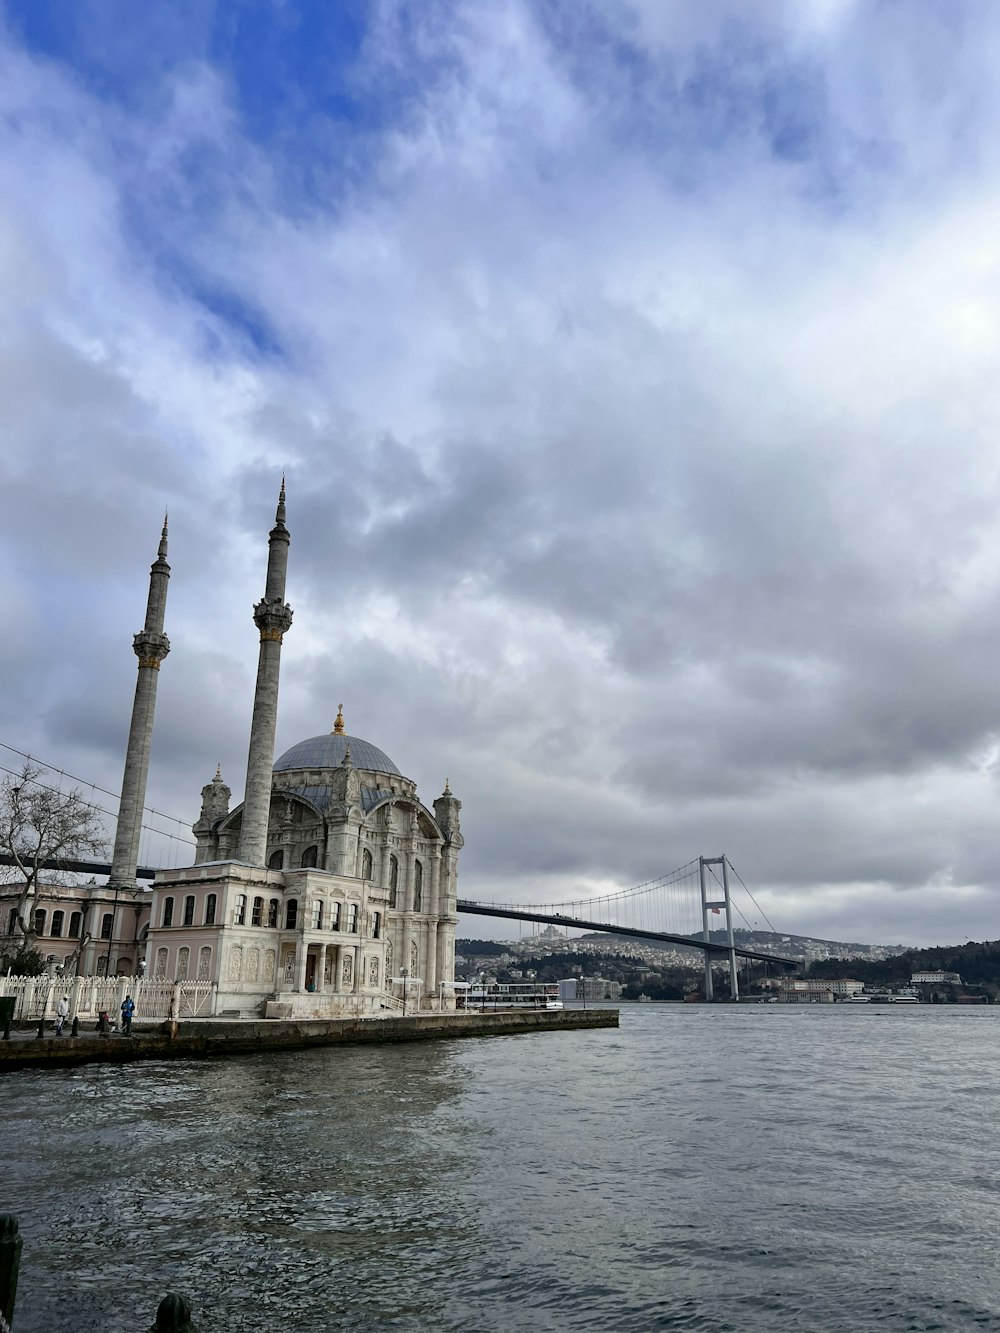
[5,1005,1000,1331]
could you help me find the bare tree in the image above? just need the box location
[0,763,107,957]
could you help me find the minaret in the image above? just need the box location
[110,515,171,887]
[238,481,293,864]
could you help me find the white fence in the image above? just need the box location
[0,975,218,1024]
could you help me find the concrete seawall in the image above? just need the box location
[0,1008,618,1072]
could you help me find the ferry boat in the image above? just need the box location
[844,989,919,1005]
[458,983,563,1011]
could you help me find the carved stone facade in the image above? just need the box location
[142,727,461,1017]
[180,723,461,1015]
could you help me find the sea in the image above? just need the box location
[5,1004,1000,1332]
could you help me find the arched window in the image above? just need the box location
[329,900,341,931]
[362,848,373,880]
[68,911,81,939]
[346,904,358,934]
[34,909,46,936]
[268,849,284,871]
[301,845,318,869]
[234,894,247,926]
[285,899,298,930]
[176,946,190,980]
[252,896,263,927]
[100,913,113,939]
[6,908,16,935]
[372,911,381,940]
[309,899,322,929]
[183,895,196,926]
[389,855,398,908]
[267,898,279,928]
[162,897,174,928]
[205,894,217,926]
[413,860,423,913]
[51,910,64,938]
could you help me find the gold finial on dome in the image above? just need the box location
[332,704,345,735]
[444,777,451,794]
[215,764,222,781]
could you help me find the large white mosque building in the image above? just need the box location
[1,484,462,1016]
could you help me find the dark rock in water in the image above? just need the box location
[150,1293,196,1331]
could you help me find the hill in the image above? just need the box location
[577,927,908,963]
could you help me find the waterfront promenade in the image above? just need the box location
[0,1007,617,1072]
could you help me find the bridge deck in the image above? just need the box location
[457,902,800,967]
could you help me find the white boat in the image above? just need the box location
[841,993,870,1004]
[892,989,920,1003]
[459,983,563,1011]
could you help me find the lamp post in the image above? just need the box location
[400,967,408,1016]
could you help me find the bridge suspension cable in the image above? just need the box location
[0,741,196,853]
[725,860,778,935]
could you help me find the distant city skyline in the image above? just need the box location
[4,2,1000,947]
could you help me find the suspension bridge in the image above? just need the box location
[0,744,799,1000]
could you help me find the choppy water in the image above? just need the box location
[5,1005,1000,1331]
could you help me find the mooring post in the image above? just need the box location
[35,1014,45,1040]
[149,1292,197,1331]
[70,1015,79,1039]
[0,1214,22,1333]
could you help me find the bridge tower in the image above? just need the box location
[699,855,739,1002]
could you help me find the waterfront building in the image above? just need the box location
[558,976,624,1002]
[780,978,861,996]
[0,880,146,977]
[911,970,962,985]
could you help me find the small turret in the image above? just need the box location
[193,766,231,862]
[200,766,231,823]
[433,780,463,847]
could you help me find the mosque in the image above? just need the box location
[1,485,462,1016]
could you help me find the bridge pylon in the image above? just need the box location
[699,855,739,1002]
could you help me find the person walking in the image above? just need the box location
[54,995,70,1036]
[121,994,135,1037]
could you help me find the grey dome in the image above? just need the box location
[273,733,401,777]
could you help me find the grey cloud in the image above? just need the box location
[8,1,1000,947]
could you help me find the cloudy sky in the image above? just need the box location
[3,0,1000,946]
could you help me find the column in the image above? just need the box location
[238,484,293,865]
[110,519,171,889]
[425,923,437,1000]
[435,928,450,1008]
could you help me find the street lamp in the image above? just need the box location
[400,967,408,1016]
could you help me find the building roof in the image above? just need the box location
[273,733,401,778]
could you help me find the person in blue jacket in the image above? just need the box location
[121,994,135,1037]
